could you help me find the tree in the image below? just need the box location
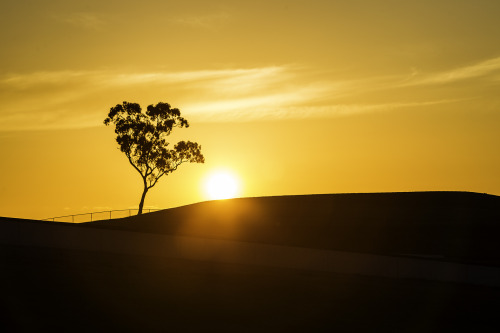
[104,101,204,214]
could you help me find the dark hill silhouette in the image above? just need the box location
[86,191,500,266]
[2,192,500,332]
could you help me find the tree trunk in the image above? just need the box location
[138,186,148,215]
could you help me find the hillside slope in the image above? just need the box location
[87,192,500,266]
[2,192,500,331]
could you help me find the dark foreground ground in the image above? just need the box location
[2,244,499,332]
[2,192,499,331]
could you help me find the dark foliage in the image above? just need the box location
[104,101,204,214]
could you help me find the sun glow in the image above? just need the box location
[204,170,240,200]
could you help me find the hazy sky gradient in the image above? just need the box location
[1,0,499,219]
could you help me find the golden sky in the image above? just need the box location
[1,0,500,219]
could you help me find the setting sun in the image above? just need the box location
[204,171,240,200]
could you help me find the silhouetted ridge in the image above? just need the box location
[87,192,500,265]
[2,192,500,331]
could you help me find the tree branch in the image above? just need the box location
[127,153,145,178]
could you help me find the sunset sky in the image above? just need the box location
[1,0,500,219]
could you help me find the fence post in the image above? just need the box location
[90,213,93,222]
[72,215,74,223]
[110,211,112,220]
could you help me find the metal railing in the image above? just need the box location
[42,208,162,223]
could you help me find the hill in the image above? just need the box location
[1,191,500,331]
[87,191,500,266]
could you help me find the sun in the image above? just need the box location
[204,170,240,200]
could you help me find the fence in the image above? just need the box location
[42,208,161,223]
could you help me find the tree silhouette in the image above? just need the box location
[104,101,204,214]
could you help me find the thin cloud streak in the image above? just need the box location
[192,99,463,122]
[106,67,287,86]
[184,86,327,122]
[1,67,288,88]
[168,12,230,29]
[275,100,463,119]
[405,56,500,86]
[59,12,106,30]
[1,70,95,87]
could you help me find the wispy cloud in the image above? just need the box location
[267,100,462,120]
[58,12,106,30]
[0,67,305,130]
[405,56,500,86]
[169,12,230,29]
[0,59,494,131]
[105,67,286,86]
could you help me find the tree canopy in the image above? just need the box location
[104,101,204,214]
